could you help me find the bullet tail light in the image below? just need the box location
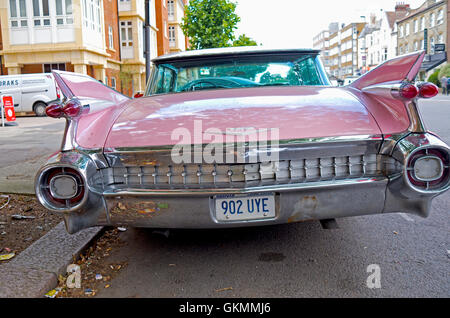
[397,82,418,99]
[45,99,83,118]
[417,82,439,99]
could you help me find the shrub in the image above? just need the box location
[428,69,441,87]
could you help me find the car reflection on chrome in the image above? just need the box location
[35,47,447,234]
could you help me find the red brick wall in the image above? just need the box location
[0,18,4,75]
[105,67,122,93]
[183,0,189,49]
[156,0,169,56]
[104,0,121,62]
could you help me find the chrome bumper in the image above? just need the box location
[35,133,450,234]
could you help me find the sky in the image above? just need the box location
[234,0,425,48]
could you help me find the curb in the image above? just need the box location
[0,222,103,298]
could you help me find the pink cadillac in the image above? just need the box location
[35,47,449,234]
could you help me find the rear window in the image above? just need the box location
[147,54,328,95]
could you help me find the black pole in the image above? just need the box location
[144,0,151,83]
[0,55,3,75]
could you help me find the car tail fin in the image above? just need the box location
[349,51,425,90]
[52,70,129,103]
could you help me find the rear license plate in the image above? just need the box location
[214,193,276,222]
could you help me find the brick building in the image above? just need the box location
[0,0,189,95]
[155,0,170,56]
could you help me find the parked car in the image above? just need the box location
[35,47,447,234]
[0,73,61,116]
[342,76,359,86]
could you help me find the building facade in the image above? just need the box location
[328,22,366,78]
[0,0,188,95]
[118,0,158,95]
[397,0,447,74]
[167,0,187,52]
[358,4,410,74]
[155,0,169,56]
[447,0,450,62]
[313,30,330,74]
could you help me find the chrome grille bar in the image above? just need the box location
[106,154,402,188]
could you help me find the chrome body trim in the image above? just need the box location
[34,133,450,233]
[390,133,450,195]
[151,47,320,63]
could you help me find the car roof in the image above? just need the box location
[152,46,321,63]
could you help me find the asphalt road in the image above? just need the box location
[95,96,450,298]
[0,116,65,193]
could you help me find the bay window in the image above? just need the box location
[56,0,73,25]
[120,21,133,47]
[33,0,50,26]
[9,0,27,28]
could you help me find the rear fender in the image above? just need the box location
[347,51,426,135]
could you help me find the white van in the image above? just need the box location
[0,73,61,116]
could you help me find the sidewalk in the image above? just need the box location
[0,117,65,194]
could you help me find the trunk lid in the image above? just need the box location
[104,86,382,149]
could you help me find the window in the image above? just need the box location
[430,12,435,27]
[111,77,116,90]
[43,63,66,73]
[168,26,176,47]
[32,0,50,26]
[83,0,102,32]
[56,0,73,25]
[438,34,444,44]
[405,23,409,36]
[104,76,108,85]
[420,17,425,31]
[120,21,133,47]
[430,37,435,54]
[149,55,325,96]
[9,0,27,28]
[399,25,404,38]
[413,41,418,51]
[164,21,168,38]
[437,10,443,25]
[168,0,174,20]
[413,20,418,33]
[109,25,114,48]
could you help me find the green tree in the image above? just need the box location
[232,34,258,47]
[181,0,240,50]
